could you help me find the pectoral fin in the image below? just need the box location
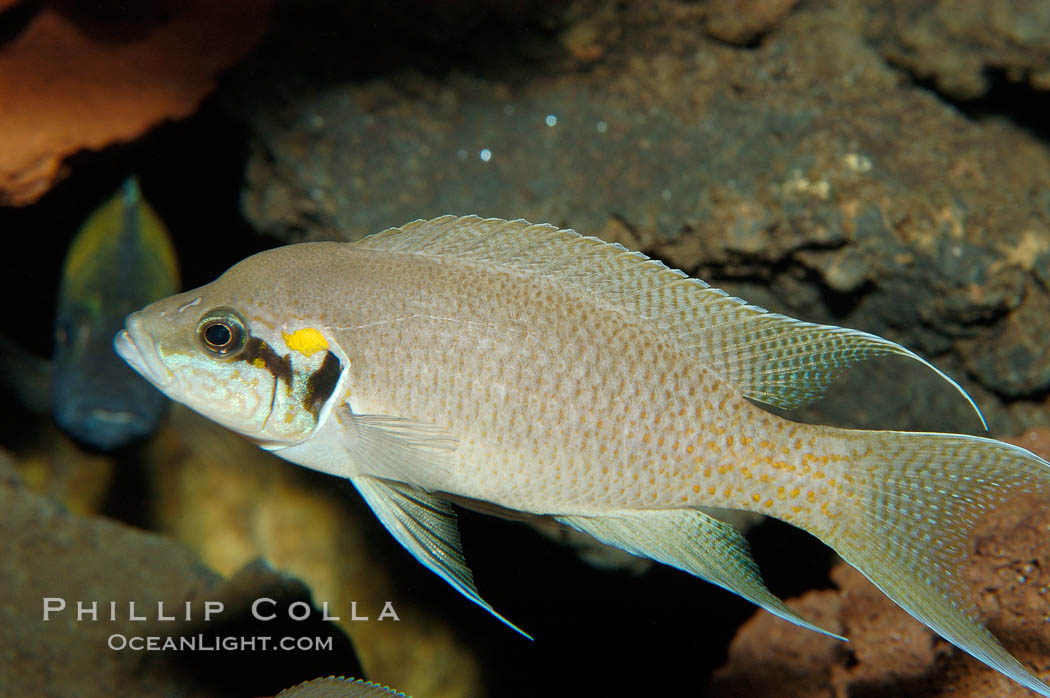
[351,475,530,639]
[271,404,456,490]
[557,508,844,640]
[349,412,457,489]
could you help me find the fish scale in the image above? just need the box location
[117,215,1050,695]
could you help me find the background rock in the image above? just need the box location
[875,0,1050,99]
[0,452,360,697]
[0,0,272,205]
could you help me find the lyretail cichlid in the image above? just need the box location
[116,216,1050,695]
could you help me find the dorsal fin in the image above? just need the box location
[355,215,985,427]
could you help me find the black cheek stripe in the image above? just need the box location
[238,336,293,387]
[304,350,342,416]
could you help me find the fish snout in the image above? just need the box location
[114,314,174,389]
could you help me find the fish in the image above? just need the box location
[115,215,1050,695]
[53,176,178,449]
[276,676,408,697]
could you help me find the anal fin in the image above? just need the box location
[351,475,530,639]
[557,508,843,640]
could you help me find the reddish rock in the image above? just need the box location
[0,0,272,205]
[712,430,1050,697]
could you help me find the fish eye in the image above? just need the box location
[196,309,247,357]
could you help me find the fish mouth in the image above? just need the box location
[114,314,174,390]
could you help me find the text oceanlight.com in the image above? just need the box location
[107,634,335,652]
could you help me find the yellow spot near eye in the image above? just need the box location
[282,328,329,357]
[252,357,266,369]
[752,493,760,503]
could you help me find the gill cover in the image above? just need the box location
[193,311,347,447]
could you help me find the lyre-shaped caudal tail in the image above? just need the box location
[822,429,1050,695]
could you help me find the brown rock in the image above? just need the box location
[876,0,1050,99]
[0,0,272,205]
[704,0,799,45]
[0,449,359,697]
[709,588,846,698]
